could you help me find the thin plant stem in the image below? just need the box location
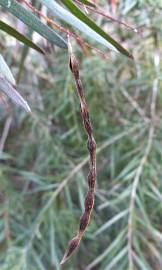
[127,49,160,270]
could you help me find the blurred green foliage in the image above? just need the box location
[0,0,162,269]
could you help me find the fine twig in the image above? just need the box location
[74,0,139,34]
[0,115,12,152]
[121,88,149,123]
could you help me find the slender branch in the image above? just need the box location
[121,88,149,123]
[0,116,12,152]
[127,49,160,270]
[74,0,139,34]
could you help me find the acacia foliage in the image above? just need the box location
[0,1,162,269]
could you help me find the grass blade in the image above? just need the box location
[0,76,31,112]
[0,0,67,49]
[40,0,124,53]
[0,20,44,54]
[62,0,133,58]
[76,0,96,7]
[0,54,16,85]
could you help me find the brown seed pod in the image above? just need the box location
[69,53,79,79]
[80,212,90,232]
[84,190,94,212]
[61,38,97,265]
[60,236,80,265]
[87,136,96,153]
[88,171,96,190]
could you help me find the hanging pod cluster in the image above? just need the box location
[60,40,97,264]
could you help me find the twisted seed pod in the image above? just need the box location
[60,39,97,265]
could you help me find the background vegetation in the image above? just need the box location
[0,0,162,269]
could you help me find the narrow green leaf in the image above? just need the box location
[95,209,128,236]
[0,20,44,54]
[0,76,31,112]
[75,0,96,7]
[87,230,126,269]
[105,247,127,270]
[41,0,119,51]
[0,54,16,85]
[0,0,67,49]
[62,0,133,58]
